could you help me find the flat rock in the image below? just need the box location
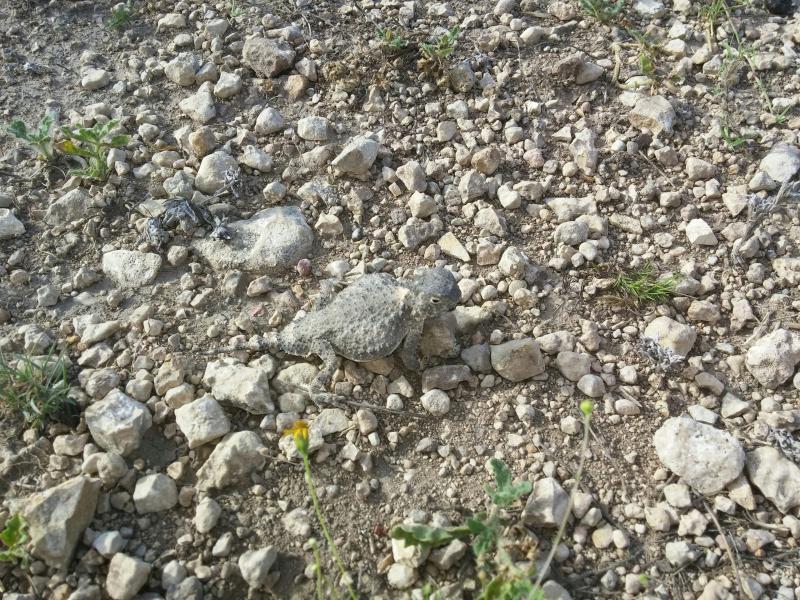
[523,477,569,527]
[745,328,800,388]
[746,446,800,513]
[629,95,675,134]
[85,390,152,456]
[45,188,95,226]
[643,316,697,357]
[203,358,273,414]
[192,207,313,271]
[685,218,717,245]
[759,143,800,182]
[491,338,545,381]
[17,476,100,569]
[653,416,745,494]
[196,431,266,491]
[242,37,295,77]
[0,208,25,240]
[102,250,162,288]
[195,150,240,194]
[174,394,231,447]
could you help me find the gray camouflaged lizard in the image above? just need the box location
[209,267,461,407]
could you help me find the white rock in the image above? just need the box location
[195,150,240,193]
[745,329,800,389]
[490,338,545,381]
[194,497,222,533]
[759,143,800,182]
[0,209,25,240]
[133,473,178,513]
[203,358,272,414]
[643,316,697,357]
[85,390,152,456]
[174,395,231,448]
[420,389,451,416]
[331,136,379,176]
[213,71,242,98]
[242,36,295,77]
[102,250,162,288]
[255,108,285,134]
[45,188,95,226]
[746,447,800,513]
[178,85,216,123]
[653,416,745,494]
[196,431,266,491]
[629,95,675,134]
[81,68,110,90]
[106,554,151,600]
[297,116,330,141]
[685,218,717,245]
[437,232,470,262]
[238,546,278,588]
[523,477,569,527]
[396,160,427,192]
[239,145,273,172]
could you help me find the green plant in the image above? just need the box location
[377,28,409,50]
[5,115,55,161]
[109,1,134,29]
[392,402,595,599]
[0,351,72,428]
[420,26,459,62]
[286,422,357,600]
[59,119,128,181]
[773,105,792,124]
[228,0,243,18]
[578,0,624,23]
[0,515,29,566]
[612,262,679,304]
[627,29,658,77]
[721,124,753,149]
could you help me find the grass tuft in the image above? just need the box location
[0,351,74,428]
[612,263,679,304]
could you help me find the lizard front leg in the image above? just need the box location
[400,320,424,371]
[307,339,346,408]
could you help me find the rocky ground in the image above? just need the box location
[1,0,800,598]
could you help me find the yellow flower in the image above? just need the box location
[284,420,309,456]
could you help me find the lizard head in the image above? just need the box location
[408,267,461,318]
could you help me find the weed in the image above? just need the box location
[5,115,55,161]
[59,119,129,181]
[612,262,678,305]
[420,26,459,63]
[720,124,753,149]
[0,515,29,566]
[0,351,74,428]
[285,421,357,600]
[392,401,595,599]
[579,0,624,23]
[773,105,792,124]
[626,29,658,78]
[228,0,243,18]
[109,1,134,29]
[377,27,409,50]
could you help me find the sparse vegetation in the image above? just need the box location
[0,351,73,428]
[419,27,459,63]
[626,29,659,78]
[377,28,409,51]
[612,263,679,304]
[286,421,357,600]
[5,115,56,161]
[0,515,29,566]
[578,0,625,23]
[109,1,134,29]
[58,119,129,181]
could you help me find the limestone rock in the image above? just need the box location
[85,390,152,456]
[643,316,697,357]
[102,250,162,288]
[745,329,800,388]
[196,431,266,491]
[746,446,800,513]
[242,37,295,77]
[203,358,273,414]
[491,338,545,381]
[174,394,231,448]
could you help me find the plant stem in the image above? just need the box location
[302,454,358,599]
[534,410,592,591]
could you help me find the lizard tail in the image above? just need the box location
[198,332,280,356]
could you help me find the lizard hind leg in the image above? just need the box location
[307,339,346,408]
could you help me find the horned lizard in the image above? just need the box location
[212,267,461,406]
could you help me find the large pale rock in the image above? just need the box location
[191,207,313,271]
[85,390,152,456]
[17,476,100,569]
[238,546,278,588]
[174,394,231,447]
[745,329,800,388]
[202,358,273,414]
[242,37,295,77]
[102,250,162,288]
[331,136,379,176]
[196,431,266,491]
[195,150,240,194]
[491,338,545,381]
[522,477,569,527]
[106,554,151,600]
[133,473,178,513]
[629,95,675,134]
[773,257,800,286]
[759,143,800,182]
[746,447,800,513]
[45,188,94,226]
[0,208,25,240]
[643,316,696,357]
[653,416,745,494]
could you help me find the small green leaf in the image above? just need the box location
[390,524,460,548]
[109,134,129,148]
[0,515,29,550]
[7,120,29,141]
[467,514,498,558]
[485,459,532,507]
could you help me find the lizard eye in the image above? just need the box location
[431,297,440,304]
